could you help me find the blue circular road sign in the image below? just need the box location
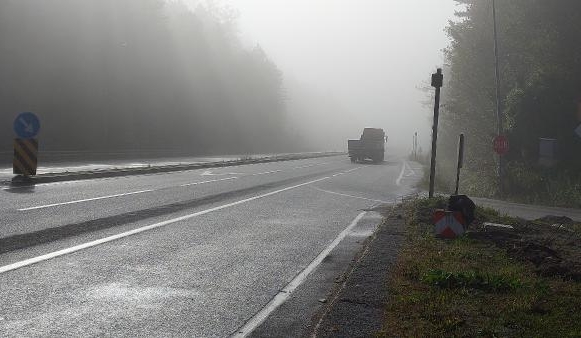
[14,112,40,138]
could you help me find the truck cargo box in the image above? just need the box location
[347,128,386,163]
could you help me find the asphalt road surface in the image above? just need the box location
[0,155,422,337]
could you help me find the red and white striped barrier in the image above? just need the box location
[433,210,466,239]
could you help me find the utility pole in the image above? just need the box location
[492,0,504,196]
[429,68,443,198]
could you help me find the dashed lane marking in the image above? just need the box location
[17,177,238,211]
[180,177,238,187]
[251,170,283,176]
[14,165,363,211]
[17,189,155,211]
[292,162,329,170]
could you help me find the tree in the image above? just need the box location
[0,0,295,158]
[441,0,581,198]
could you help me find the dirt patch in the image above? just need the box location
[468,216,581,281]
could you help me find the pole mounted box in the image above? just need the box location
[431,68,443,88]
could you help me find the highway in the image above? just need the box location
[0,155,422,337]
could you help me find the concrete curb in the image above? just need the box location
[4,152,345,186]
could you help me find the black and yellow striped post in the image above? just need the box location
[13,138,39,176]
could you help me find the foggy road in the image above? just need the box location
[0,155,422,337]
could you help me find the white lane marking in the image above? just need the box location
[180,177,238,187]
[396,161,406,186]
[404,161,417,176]
[0,177,331,275]
[345,167,363,173]
[18,190,155,211]
[312,187,391,204]
[252,170,282,176]
[332,166,363,177]
[2,180,83,190]
[292,162,328,170]
[231,212,368,338]
[2,180,91,191]
[201,170,242,176]
[18,177,238,211]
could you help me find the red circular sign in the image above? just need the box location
[493,135,509,155]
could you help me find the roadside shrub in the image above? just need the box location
[505,161,544,197]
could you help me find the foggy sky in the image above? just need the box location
[185,0,458,152]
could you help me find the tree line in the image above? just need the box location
[0,0,299,156]
[439,0,581,205]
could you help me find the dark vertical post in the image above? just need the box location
[429,68,443,198]
[492,0,504,196]
[455,134,465,195]
[414,132,418,160]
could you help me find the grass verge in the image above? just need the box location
[379,196,581,337]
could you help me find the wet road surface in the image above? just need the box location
[0,155,422,337]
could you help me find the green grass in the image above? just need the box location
[421,269,524,292]
[379,197,581,337]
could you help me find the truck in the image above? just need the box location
[348,128,386,163]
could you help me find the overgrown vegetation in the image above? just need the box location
[380,197,581,336]
[438,0,581,207]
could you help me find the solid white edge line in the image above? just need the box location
[396,161,406,186]
[231,211,367,338]
[0,177,330,275]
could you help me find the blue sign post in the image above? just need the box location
[14,112,40,139]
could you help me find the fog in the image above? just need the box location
[1,0,457,157]
[213,0,457,152]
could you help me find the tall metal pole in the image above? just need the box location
[429,68,443,198]
[455,134,465,195]
[492,0,504,196]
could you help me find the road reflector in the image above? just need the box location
[13,138,38,176]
